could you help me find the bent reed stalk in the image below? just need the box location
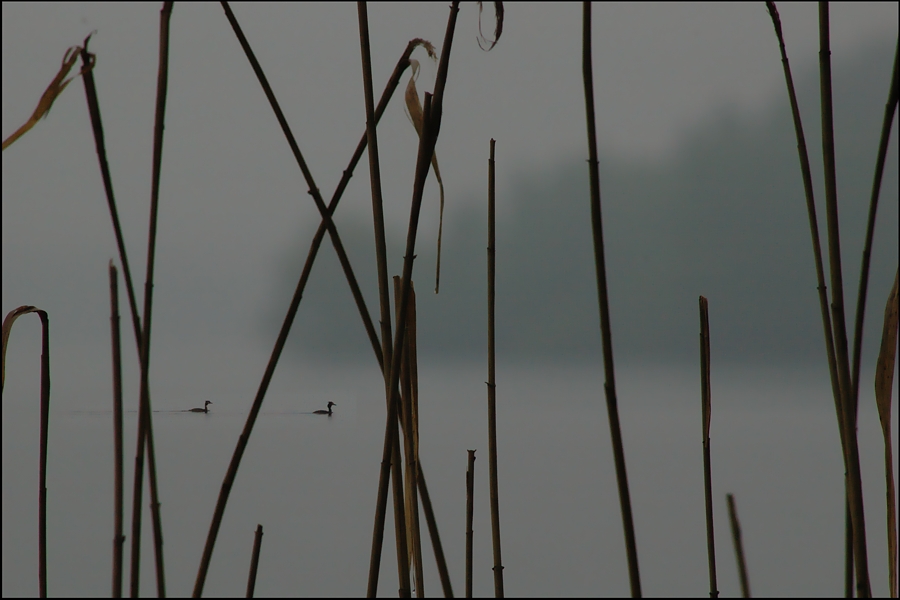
[582,3,642,595]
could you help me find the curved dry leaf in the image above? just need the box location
[2,39,96,151]
[477,2,505,51]
[1,305,46,392]
[404,54,446,294]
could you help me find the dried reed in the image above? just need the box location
[726,494,751,598]
[466,449,476,598]
[0,306,51,597]
[108,263,125,598]
[486,138,505,597]
[582,3,642,595]
[367,3,461,594]
[699,296,718,598]
[246,524,264,598]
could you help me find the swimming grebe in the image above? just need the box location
[189,400,212,413]
[313,401,336,416]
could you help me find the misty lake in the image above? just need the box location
[2,359,897,597]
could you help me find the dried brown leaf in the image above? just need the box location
[477,2,504,51]
[1,305,45,392]
[404,54,446,294]
[2,38,96,151]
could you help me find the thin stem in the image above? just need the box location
[109,263,125,598]
[726,494,751,598]
[819,4,871,595]
[486,138,504,597]
[466,450,476,599]
[192,28,416,600]
[582,3,641,595]
[245,525,263,598]
[368,6,460,593]
[416,464,454,597]
[700,297,718,598]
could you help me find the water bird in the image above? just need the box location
[313,401,336,416]
[189,400,212,413]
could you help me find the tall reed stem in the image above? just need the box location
[358,7,411,595]
[699,297,718,597]
[486,138,505,597]
[131,4,173,596]
[246,525,263,598]
[367,5,460,594]
[191,30,416,597]
[582,3,641,595]
[1,306,51,597]
[726,494,751,598]
[466,450,476,598]
[819,4,871,595]
[109,263,125,598]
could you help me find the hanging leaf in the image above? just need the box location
[404,49,445,293]
[477,2,505,51]
[2,36,96,151]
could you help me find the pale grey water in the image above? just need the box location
[2,357,897,597]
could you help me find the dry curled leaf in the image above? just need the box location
[1,305,47,392]
[2,36,96,151]
[477,2,504,51]
[404,51,446,294]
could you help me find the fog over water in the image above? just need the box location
[2,359,898,597]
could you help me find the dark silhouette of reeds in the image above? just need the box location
[699,296,718,598]
[108,263,125,598]
[726,494,751,598]
[486,137,505,597]
[763,3,851,590]
[130,4,174,596]
[358,6,412,594]
[245,524,264,598]
[78,27,168,598]
[194,5,420,595]
[875,273,899,598]
[367,4,460,595]
[1,305,51,597]
[393,276,424,596]
[581,3,641,595]
[466,450,476,598]
[818,6,871,595]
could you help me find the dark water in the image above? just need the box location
[3,359,897,597]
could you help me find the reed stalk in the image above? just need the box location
[358,7,412,595]
[191,31,417,597]
[466,450,476,598]
[367,5,460,594]
[699,297,718,597]
[1,306,51,597]
[109,263,125,598]
[416,463,454,597]
[78,36,169,597]
[818,5,871,595]
[764,4,854,591]
[581,3,641,595]
[394,276,424,596]
[129,4,174,597]
[726,494,751,598]
[875,272,899,598]
[79,39,142,351]
[849,38,899,412]
[219,1,382,362]
[486,138,504,597]
[246,524,264,598]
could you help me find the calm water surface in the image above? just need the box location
[2,359,897,597]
